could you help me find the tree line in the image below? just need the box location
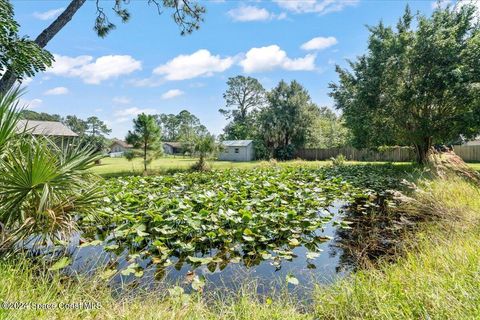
[219,76,349,160]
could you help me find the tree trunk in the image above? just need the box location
[143,143,147,173]
[0,70,18,93]
[0,0,87,93]
[414,137,433,165]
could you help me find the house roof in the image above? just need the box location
[16,120,78,137]
[221,140,253,147]
[110,139,133,148]
[163,142,183,148]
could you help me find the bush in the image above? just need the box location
[330,154,346,166]
[0,90,102,252]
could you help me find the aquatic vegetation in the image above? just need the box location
[78,165,406,281]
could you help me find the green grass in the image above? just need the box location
[91,157,271,176]
[468,162,480,172]
[91,156,416,177]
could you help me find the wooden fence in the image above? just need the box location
[452,145,480,162]
[296,147,415,162]
[296,145,480,162]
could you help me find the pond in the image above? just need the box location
[57,166,403,298]
[66,201,354,298]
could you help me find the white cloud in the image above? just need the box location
[432,0,451,9]
[301,36,338,50]
[274,0,358,15]
[456,0,480,18]
[227,6,287,22]
[113,96,131,104]
[47,54,142,84]
[33,8,64,20]
[19,98,42,109]
[129,77,165,88]
[161,89,184,99]
[153,49,234,81]
[114,107,156,117]
[44,86,69,95]
[239,45,316,73]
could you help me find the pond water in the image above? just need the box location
[64,201,353,299]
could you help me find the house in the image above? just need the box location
[218,140,255,162]
[16,120,78,138]
[163,142,184,155]
[109,139,133,157]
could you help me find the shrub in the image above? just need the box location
[330,154,346,166]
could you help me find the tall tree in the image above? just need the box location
[64,115,87,136]
[330,5,480,164]
[85,116,111,138]
[83,116,111,156]
[156,110,208,144]
[157,114,180,141]
[257,80,314,159]
[0,0,206,93]
[219,76,266,121]
[126,113,161,173]
[220,76,266,140]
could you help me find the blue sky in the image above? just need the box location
[12,0,450,139]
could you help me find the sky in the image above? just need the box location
[11,0,466,139]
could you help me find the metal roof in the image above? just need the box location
[163,142,184,148]
[16,120,78,137]
[110,139,133,148]
[221,140,253,147]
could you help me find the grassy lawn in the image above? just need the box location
[91,156,268,176]
[468,162,480,172]
[91,156,418,177]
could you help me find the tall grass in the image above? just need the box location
[313,178,480,319]
[0,257,309,320]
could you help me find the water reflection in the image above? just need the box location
[65,201,353,298]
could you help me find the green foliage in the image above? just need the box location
[330,5,480,164]
[126,113,162,173]
[0,138,103,250]
[0,89,21,155]
[220,76,266,140]
[220,75,266,121]
[64,115,87,136]
[257,80,314,160]
[93,0,205,37]
[0,0,53,81]
[191,133,217,171]
[19,110,62,122]
[0,91,102,251]
[305,106,350,148]
[82,164,405,278]
[157,110,209,147]
[331,154,347,166]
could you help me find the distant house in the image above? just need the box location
[218,140,255,162]
[163,142,184,155]
[109,139,133,157]
[16,120,78,138]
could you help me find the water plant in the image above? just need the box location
[79,164,407,279]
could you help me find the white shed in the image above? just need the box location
[218,140,255,162]
[109,139,133,157]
